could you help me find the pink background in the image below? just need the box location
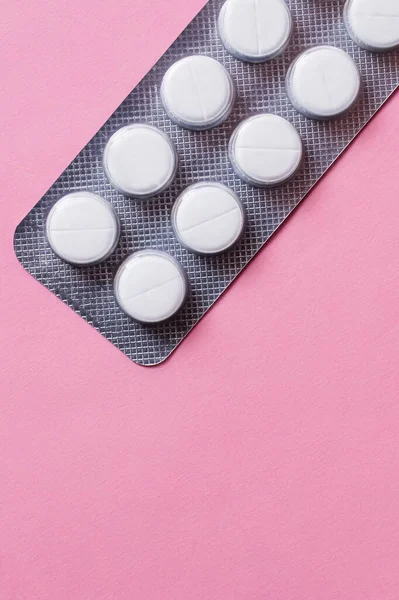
[1,0,399,598]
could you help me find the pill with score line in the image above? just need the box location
[344,0,399,52]
[114,250,188,324]
[218,0,292,63]
[46,191,120,266]
[171,182,246,255]
[286,46,361,120]
[229,114,303,187]
[103,124,178,198]
[161,55,236,130]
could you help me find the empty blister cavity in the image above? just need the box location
[286,46,361,120]
[161,55,236,130]
[218,0,292,63]
[46,192,120,266]
[344,0,399,52]
[114,250,188,324]
[103,124,178,198]
[172,182,246,255]
[229,114,303,187]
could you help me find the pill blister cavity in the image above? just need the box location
[161,55,236,130]
[103,124,178,198]
[46,192,120,266]
[114,250,188,324]
[218,0,292,63]
[172,182,246,255]
[344,0,399,52]
[229,114,303,187]
[286,46,361,120]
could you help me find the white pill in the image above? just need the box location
[172,183,246,255]
[161,55,236,130]
[46,192,120,266]
[114,250,188,323]
[218,0,292,63]
[103,124,178,198]
[229,114,303,187]
[344,0,399,52]
[286,46,361,120]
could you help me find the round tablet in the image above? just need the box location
[286,46,361,120]
[103,124,178,198]
[172,183,246,255]
[46,192,120,266]
[161,55,236,130]
[114,250,188,324]
[344,0,399,52]
[229,114,303,187]
[218,0,292,63]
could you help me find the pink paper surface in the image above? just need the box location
[1,1,399,598]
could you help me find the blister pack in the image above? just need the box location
[14,0,399,366]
